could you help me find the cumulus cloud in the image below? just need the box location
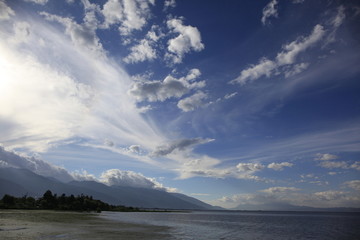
[177,91,208,112]
[350,162,360,171]
[164,0,176,11]
[237,163,265,172]
[231,24,325,85]
[166,17,204,63]
[151,137,214,157]
[344,180,360,191]
[101,0,154,36]
[71,169,97,181]
[123,38,157,63]
[214,188,360,209]
[314,154,360,171]
[128,145,141,153]
[40,10,103,52]
[267,162,293,171]
[318,160,360,171]
[123,25,164,63]
[100,169,175,191]
[0,0,14,20]
[315,153,338,161]
[259,186,300,194]
[319,161,348,169]
[24,0,48,5]
[0,146,74,182]
[128,69,205,102]
[261,0,278,25]
[0,146,179,191]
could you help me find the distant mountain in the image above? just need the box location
[232,202,360,212]
[170,192,224,210]
[0,167,214,210]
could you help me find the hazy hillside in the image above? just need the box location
[0,167,214,210]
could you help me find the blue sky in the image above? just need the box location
[0,0,360,209]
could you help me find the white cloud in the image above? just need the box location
[315,154,360,171]
[284,62,309,78]
[332,5,346,29]
[164,0,176,11]
[177,91,208,112]
[166,17,204,64]
[100,169,175,192]
[318,160,360,170]
[0,39,95,152]
[276,25,325,65]
[231,58,276,85]
[24,0,48,5]
[0,12,168,157]
[224,92,238,100]
[237,163,265,172]
[0,0,14,20]
[102,0,124,27]
[312,190,347,201]
[292,0,304,4]
[0,146,179,191]
[40,11,102,52]
[0,146,74,182]
[71,169,97,181]
[128,69,205,102]
[101,0,154,36]
[259,186,300,194]
[151,137,214,157]
[344,180,360,191]
[267,162,293,171]
[315,153,339,161]
[214,188,360,209]
[128,145,141,154]
[231,24,325,85]
[123,39,157,63]
[104,139,115,147]
[261,0,278,25]
[11,21,31,44]
[137,104,153,113]
[350,161,360,171]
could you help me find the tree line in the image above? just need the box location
[0,190,140,212]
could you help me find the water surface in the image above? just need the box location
[102,210,360,240]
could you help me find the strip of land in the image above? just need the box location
[0,210,171,240]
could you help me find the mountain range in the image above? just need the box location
[0,167,219,210]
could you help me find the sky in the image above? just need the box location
[0,0,360,209]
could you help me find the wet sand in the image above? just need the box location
[0,210,172,239]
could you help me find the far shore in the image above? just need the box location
[0,209,172,239]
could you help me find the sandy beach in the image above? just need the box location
[0,210,171,240]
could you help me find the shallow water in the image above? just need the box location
[101,210,360,240]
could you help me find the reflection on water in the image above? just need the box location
[102,211,360,240]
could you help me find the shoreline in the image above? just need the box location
[0,209,172,239]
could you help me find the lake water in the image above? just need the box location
[101,210,360,240]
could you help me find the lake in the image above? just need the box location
[101,210,360,240]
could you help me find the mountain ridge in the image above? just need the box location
[0,167,214,210]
